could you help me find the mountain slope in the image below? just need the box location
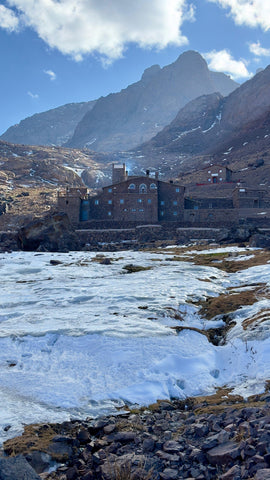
[0,140,110,190]
[0,101,96,147]
[66,51,238,152]
[134,64,270,180]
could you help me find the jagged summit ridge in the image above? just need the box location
[67,50,237,152]
[1,51,238,152]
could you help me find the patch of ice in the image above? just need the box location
[64,166,84,177]
[202,121,216,133]
[223,147,233,155]
[0,250,269,443]
[172,126,201,142]
[85,138,96,146]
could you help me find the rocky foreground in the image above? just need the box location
[1,389,270,480]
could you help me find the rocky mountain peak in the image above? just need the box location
[66,51,238,152]
[141,64,161,82]
[174,50,209,70]
[1,50,238,153]
[134,60,270,179]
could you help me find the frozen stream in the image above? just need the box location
[0,248,269,443]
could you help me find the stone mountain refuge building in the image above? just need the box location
[58,164,185,224]
[57,163,270,227]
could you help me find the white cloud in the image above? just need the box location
[0,4,19,31]
[4,0,194,61]
[44,69,57,81]
[204,49,251,80]
[208,0,270,31]
[249,41,270,57]
[27,91,39,99]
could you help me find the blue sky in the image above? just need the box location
[1,0,270,135]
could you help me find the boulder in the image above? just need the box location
[160,468,179,480]
[207,441,241,466]
[0,455,41,480]
[25,451,52,474]
[17,212,80,252]
[163,440,183,453]
[47,435,74,461]
[219,465,242,479]
[107,431,136,444]
[255,469,270,480]
[249,234,270,248]
[218,226,253,244]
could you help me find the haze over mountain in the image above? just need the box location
[1,51,237,152]
[1,101,96,147]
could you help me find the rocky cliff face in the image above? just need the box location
[0,101,96,147]
[140,92,224,155]
[136,64,270,173]
[66,51,238,152]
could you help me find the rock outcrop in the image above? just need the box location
[0,456,40,480]
[17,212,80,252]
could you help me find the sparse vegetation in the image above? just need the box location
[3,423,77,462]
[194,285,266,320]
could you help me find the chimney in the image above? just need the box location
[146,169,150,176]
[155,172,159,180]
[170,180,173,184]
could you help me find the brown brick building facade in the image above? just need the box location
[87,166,185,223]
[58,164,270,226]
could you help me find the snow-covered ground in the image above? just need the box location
[0,248,269,443]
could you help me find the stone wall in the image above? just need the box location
[75,224,226,249]
[184,208,238,226]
